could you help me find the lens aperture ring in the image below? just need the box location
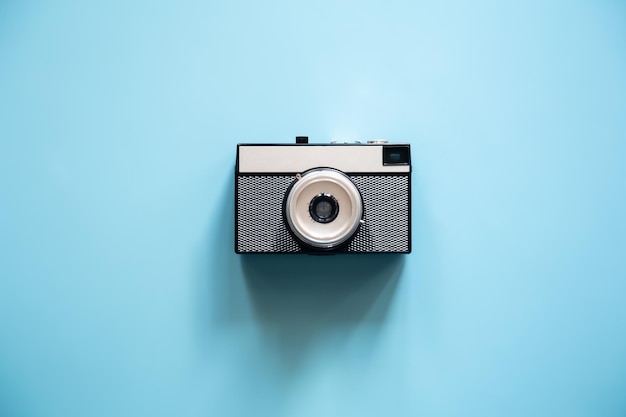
[309,193,339,223]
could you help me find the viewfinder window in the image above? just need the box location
[383,145,410,165]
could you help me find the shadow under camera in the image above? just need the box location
[241,253,404,325]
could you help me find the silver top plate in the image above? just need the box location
[237,145,410,173]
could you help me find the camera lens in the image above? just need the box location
[284,168,363,250]
[309,193,339,223]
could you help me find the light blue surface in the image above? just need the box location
[1,1,625,416]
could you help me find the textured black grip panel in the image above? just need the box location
[235,175,410,253]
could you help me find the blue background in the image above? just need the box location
[1,1,625,416]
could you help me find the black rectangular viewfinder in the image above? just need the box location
[383,145,410,165]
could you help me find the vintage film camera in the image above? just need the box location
[235,137,411,254]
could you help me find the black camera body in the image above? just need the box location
[235,138,411,254]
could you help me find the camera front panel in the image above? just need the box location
[235,143,411,254]
[235,173,410,254]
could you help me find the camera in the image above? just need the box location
[235,137,411,254]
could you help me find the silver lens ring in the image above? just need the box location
[285,169,363,250]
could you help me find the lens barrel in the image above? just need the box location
[284,168,363,250]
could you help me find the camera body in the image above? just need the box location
[235,138,411,254]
